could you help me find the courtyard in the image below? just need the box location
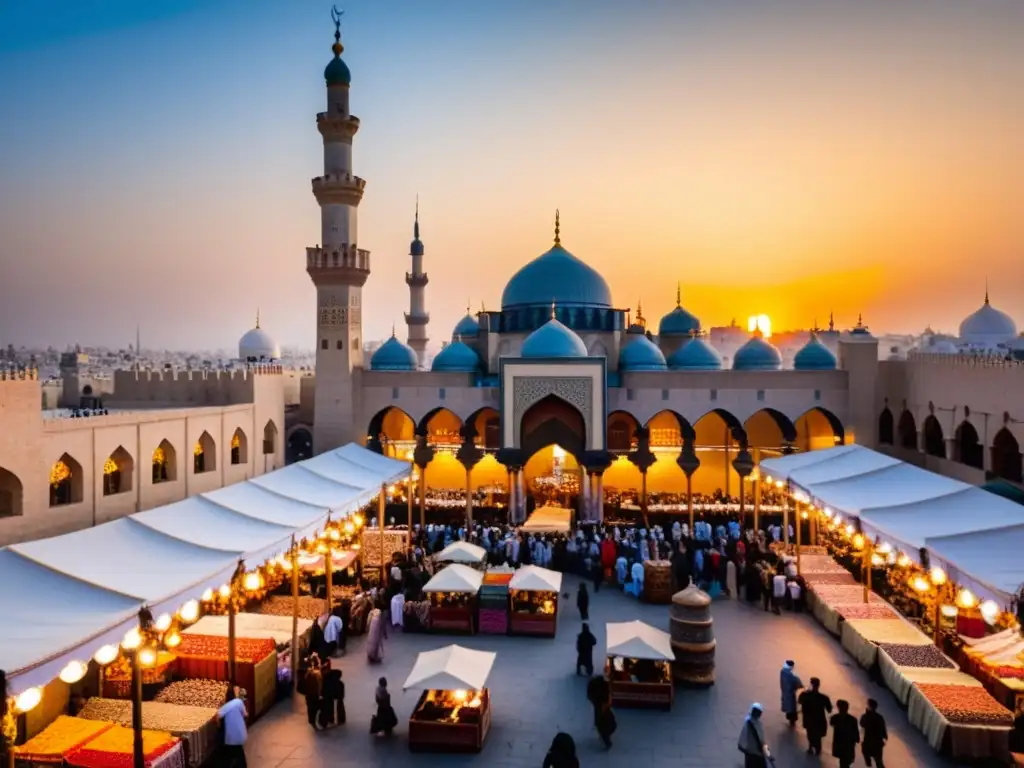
[245,575,951,768]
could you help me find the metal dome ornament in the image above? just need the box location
[659,282,702,337]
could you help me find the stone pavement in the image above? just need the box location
[245,576,952,767]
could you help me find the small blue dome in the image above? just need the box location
[667,337,723,371]
[324,56,351,86]
[521,318,588,358]
[410,238,424,257]
[431,340,480,372]
[370,335,417,371]
[619,335,667,371]
[732,333,782,371]
[501,244,612,310]
[452,313,480,340]
[659,305,701,337]
[794,333,837,370]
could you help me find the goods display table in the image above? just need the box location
[14,716,113,766]
[907,679,1013,761]
[183,613,313,650]
[255,594,325,621]
[64,725,183,768]
[172,635,278,721]
[807,585,886,636]
[408,689,491,752]
[77,698,218,768]
[508,566,561,637]
[877,656,963,707]
[840,617,933,670]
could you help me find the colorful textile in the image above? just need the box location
[14,716,113,763]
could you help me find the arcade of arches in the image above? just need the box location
[368,405,842,522]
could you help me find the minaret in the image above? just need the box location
[306,8,367,453]
[404,197,429,365]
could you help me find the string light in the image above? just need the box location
[94,645,120,666]
[14,687,42,713]
[929,567,947,586]
[59,660,88,684]
[178,600,200,624]
[980,600,1000,624]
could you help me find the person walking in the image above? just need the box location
[216,687,248,767]
[370,677,398,736]
[798,677,833,755]
[779,660,803,727]
[586,675,615,749]
[737,703,769,768]
[829,699,860,768]
[542,732,580,768]
[576,623,596,676]
[576,583,590,621]
[860,698,888,767]
[302,660,323,730]
[319,662,345,728]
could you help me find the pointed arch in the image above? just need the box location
[103,446,134,496]
[152,439,177,484]
[286,427,314,465]
[193,430,216,474]
[608,410,641,452]
[231,428,249,465]
[519,394,586,462]
[466,407,501,450]
[367,406,416,446]
[923,415,946,458]
[991,427,1022,483]
[897,410,918,450]
[795,407,844,450]
[644,409,695,445]
[954,420,983,469]
[417,407,463,448]
[262,420,278,455]
[50,452,83,507]
[878,408,894,445]
[0,466,24,517]
[744,408,797,449]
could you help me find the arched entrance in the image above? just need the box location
[923,416,946,458]
[878,408,894,445]
[954,420,984,470]
[898,411,918,451]
[366,406,416,458]
[692,409,746,499]
[519,395,586,513]
[0,466,23,517]
[286,427,313,464]
[991,427,1022,483]
[796,408,844,449]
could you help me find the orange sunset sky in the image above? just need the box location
[0,1,1021,349]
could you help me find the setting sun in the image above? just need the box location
[747,314,772,337]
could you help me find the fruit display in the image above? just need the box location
[64,724,180,768]
[153,680,242,709]
[810,585,885,605]
[255,595,325,620]
[804,572,858,586]
[877,643,956,670]
[835,603,900,621]
[915,683,1014,726]
[14,716,112,763]
[173,634,276,663]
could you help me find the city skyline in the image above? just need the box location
[1,0,1021,349]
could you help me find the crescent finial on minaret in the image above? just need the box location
[330,6,344,56]
[553,209,560,246]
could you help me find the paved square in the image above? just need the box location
[246,576,951,767]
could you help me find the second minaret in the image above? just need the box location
[404,199,430,366]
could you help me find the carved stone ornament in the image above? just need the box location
[512,376,593,444]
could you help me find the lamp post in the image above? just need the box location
[378,483,387,584]
[227,561,246,689]
[122,606,181,768]
[289,535,300,686]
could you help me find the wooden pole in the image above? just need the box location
[131,648,143,768]
[325,537,334,615]
[378,484,387,584]
[228,564,241,689]
[783,498,790,546]
[290,536,299,685]
[862,540,871,604]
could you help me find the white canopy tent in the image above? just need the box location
[422,564,485,593]
[925,523,1024,607]
[803,463,967,516]
[759,445,858,483]
[203,481,329,529]
[299,452,386,490]
[509,565,563,592]
[403,645,496,691]
[789,448,901,490]
[336,443,412,481]
[606,620,675,661]
[436,541,487,564]
[249,465,371,513]
[521,505,572,533]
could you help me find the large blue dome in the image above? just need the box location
[501,245,612,310]
[431,340,481,372]
[521,318,589,358]
[452,313,480,340]
[733,333,782,371]
[619,335,667,371]
[667,336,723,371]
[370,335,417,371]
[794,332,837,370]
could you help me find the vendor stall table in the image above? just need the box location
[183,613,313,650]
[14,716,113,766]
[77,698,218,768]
[172,635,278,721]
[422,564,483,634]
[403,645,497,753]
[877,657,964,707]
[840,617,933,670]
[64,725,183,768]
[907,680,1013,762]
[605,620,675,710]
[508,566,561,637]
[808,586,886,636]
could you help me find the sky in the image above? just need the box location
[0,0,1021,351]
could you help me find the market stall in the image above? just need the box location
[403,644,496,753]
[875,644,960,706]
[182,612,313,651]
[100,650,177,698]
[957,630,1024,711]
[479,567,514,635]
[520,505,571,534]
[806,584,887,637]
[64,724,184,768]
[77,698,218,768]
[907,677,1013,761]
[171,634,278,721]
[422,564,483,634]
[13,716,113,766]
[508,566,562,637]
[605,620,675,709]
[435,541,487,567]
[840,617,935,670]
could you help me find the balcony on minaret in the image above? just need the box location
[404,311,430,326]
[405,271,429,288]
[316,112,360,142]
[312,173,367,206]
[306,245,371,286]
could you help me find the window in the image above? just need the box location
[814,389,821,402]
[710,389,718,401]
[626,389,635,401]
[757,390,765,402]
[392,387,400,399]
[661,389,669,401]
[336,340,343,350]
[320,339,328,350]
[439,388,446,400]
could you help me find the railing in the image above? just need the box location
[0,367,38,381]
[311,173,367,192]
[306,245,371,271]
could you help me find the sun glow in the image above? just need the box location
[747,314,772,337]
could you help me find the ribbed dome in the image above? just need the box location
[667,337,723,371]
[619,335,668,371]
[521,318,589,358]
[239,322,279,361]
[960,298,1017,343]
[793,332,837,371]
[370,336,417,371]
[501,245,612,310]
[431,340,481,372]
[452,313,480,340]
[732,333,782,371]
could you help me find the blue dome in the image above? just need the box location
[370,335,417,371]
[521,318,589,358]
[659,305,701,337]
[619,335,667,371]
[431,340,481,372]
[452,313,480,340]
[324,56,351,86]
[794,333,837,370]
[501,245,612,310]
[667,337,723,371]
[410,238,424,257]
[732,334,782,371]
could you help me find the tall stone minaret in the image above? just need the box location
[404,198,430,366]
[306,9,367,453]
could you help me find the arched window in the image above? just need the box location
[50,453,84,507]
[897,411,918,451]
[103,446,134,496]
[991,428,1023,483]
[152,440,177,484]
[0,466,23,517]
[262,420,278,455]
[231,428,248,465]
[954,421,984,470]
[878,409,894,445]
[193,431,216,474]
[923,416,946,458]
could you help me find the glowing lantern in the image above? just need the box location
[138,647,157,667]
[178,600,200,624]
[59,661,88,684]
[218,584,231,599]
[980,600,1000,624]
[956,589,977,609]
[14,687,42,713]
[154,613,172,632]
[243,572,261,592]
[164,630,182,648]
[845,524,855,537]
[852,534,865,550]
[94,644,119,666]
[911,576,931,594]
[122,628,143,650]
[201,588,214,602]
[896,553,911,568]
[929,567,947,586]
